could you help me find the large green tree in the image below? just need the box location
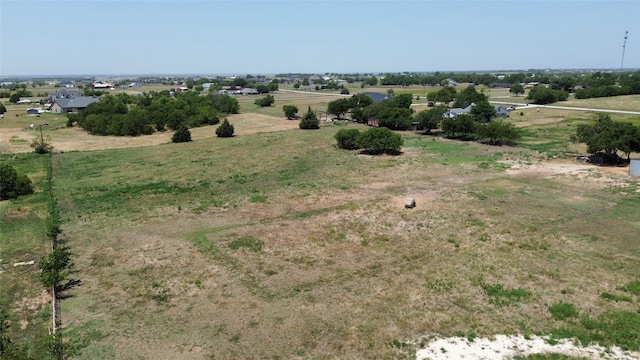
[0,163,34,200]
[415,106,446,134]
[477,120,521,145]
[526,86,568,104]
[327,98,352,119]
[453,86,487,108]
[572,113,640,160]
[441,114,477,140]
[469,100,496,123]
[509,83,524,97]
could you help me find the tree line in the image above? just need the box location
[68,91,239,136]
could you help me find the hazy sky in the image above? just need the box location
[1,0,639,76]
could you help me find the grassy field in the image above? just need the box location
[2,92,640,359]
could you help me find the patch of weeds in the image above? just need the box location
[388,338,409,349]
[482,283,531,306]
[478,233,491,242]
[360,238,369,246]
[601,292,632,302]
[467,331,477,342]
[465,217,485,227]
[517,238,549,251]
[425,279,454,293]
[549,310,640,351]
[619,280,640,295]
[250,194,267,203]
[228,235,263,252]
[548,302,579,321]
[149,287,171,304]
[264,269,277,276]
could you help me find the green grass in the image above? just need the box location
[4,96,640,359]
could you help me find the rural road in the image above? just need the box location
[489,101,640,115]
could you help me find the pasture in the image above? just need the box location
[1,88,639,359]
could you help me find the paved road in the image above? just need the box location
[489,101,640,115]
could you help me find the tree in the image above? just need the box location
[350,93,374,108]
[453,86,487,108]
[415,106,446,134]
[334,128,361,150]
[31,126,53,154]
[327,98,352,119]
[39,247,73,291]
[526,86,568,105]
[254,95,275,107]
[510,83,524,97]
[469,100,496,123]
[216,119,234,137]
[8,93,20,104]
[441,114,478,140]
[356,127,403,154]
[282,105,299,120]
[477,119,521,145]
[0,102,6,114]
[572,113,640,161]
[299,106,319,129]
[172,124,192,143]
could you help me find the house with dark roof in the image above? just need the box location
[360,92,393,103]
[49,97,100,113]
[445,103,510,118]
[46,89,83,102]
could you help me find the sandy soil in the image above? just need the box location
[416,335,640,360]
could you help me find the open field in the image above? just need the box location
[2,92,640,359]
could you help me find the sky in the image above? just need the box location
[1,0,639,77]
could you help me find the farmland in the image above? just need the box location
[1,86,640,359]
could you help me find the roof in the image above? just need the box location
[360,92,393,103]
[52,96,100,109]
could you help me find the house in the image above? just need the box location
[49,97,99,113]
[360,92,393,103]
[47,89,82,102]
[93,82,113,89]
[58,81,75,88]
[489,82,511,88]
[445,103,510,118]
[494,105,509,117]
[241,88,259,95]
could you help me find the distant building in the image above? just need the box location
[359,92,393,103]
[49,97,99,113]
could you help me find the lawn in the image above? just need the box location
[1,92,639,359]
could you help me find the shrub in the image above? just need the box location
[216,119,234,137]
[172,125,192,143]
[282,105,299,120]
[0,163,34,200]
[335,128,361,150]
[299,106,319,129]
[340,88,349,95]
[548,302,579,320]
[356,127,403,154]
[477,119,521,145]
[254,95,275,107]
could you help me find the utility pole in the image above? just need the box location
[619,31,629,84]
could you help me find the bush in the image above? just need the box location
[0,163,35,200]
[335,128,361,150]
[477,119,521,145]
[254,95,275,107]
[340,88,349,95]
[548,302,579,320]
[299,106,319,129]
[282,105,299,120]
[356,127,403,154]
[216,119,234,137]
[172,125,192,143]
